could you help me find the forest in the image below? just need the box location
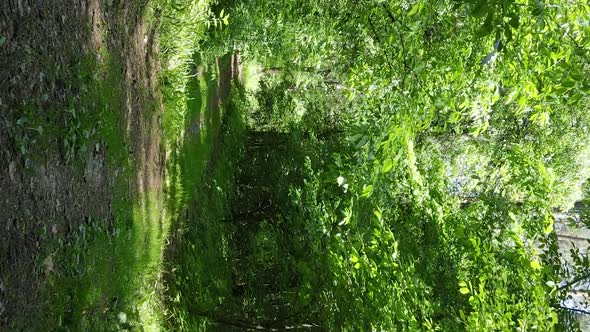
[1,0,590,330]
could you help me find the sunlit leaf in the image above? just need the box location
[361,185,373,198]
[381,158,393,174]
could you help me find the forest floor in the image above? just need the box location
[0,0,163,328]
[0,1,240,329]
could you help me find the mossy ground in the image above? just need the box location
[33,53,242,330]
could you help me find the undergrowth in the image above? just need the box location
[2,49,126,170]
[163,88,246,331]
[34,47,166,330]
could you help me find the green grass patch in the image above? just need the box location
[164,88,246,331]
[19,1,239,330]
[165,52,231,224]
[37,52,241,331]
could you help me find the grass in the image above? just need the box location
[41,190,166,331]
[35,51,238,331]
[163,92,246,330]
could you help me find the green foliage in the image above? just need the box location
[2,51,126,168]
[164,91,246,330]
[17,0,590,330]
[218,0,590,330]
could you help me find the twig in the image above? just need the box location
[367,15,394,73]
[556,305,590,316]
[558,272,590,291]
[379,4,410,88]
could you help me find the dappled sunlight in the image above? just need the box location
[2,0,590,330]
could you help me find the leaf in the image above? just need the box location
[0,36,6,47]
[408,2,423,16]
[351,255,359,263]
[459,287,470,294]
[544,223,553,235]
[118,312,127,324]
[220,9,224,18]
[413,63,425,74]
[16,117,27,126]
[530,260,542,270]
[530,111,549,126]
[561,79,576,88]
[532,6,544,16]
[338,217,348,226]
[354,262,361,269]
[508,212,517,221]
[349,133,363,142]
[459,281,468,288]
[356,135,368,148]
[571,71,584,81]
[471,0,488,19]
[361,185,373,198]
[381,158,393,174]
[448,111,461,124]
[373,210,382,220]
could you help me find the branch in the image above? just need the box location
[382,3,397,23]
[557,234,590,242]
[558,272,590,291]
[552,20,586,52]
[367,15,394,72]
[378,4,409,88]
[556,305,590,316]
[381,3,411,31]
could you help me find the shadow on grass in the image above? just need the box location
[163,54,247,331]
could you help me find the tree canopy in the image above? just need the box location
[208,0,590,330]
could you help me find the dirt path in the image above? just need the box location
[0,1,164,327]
